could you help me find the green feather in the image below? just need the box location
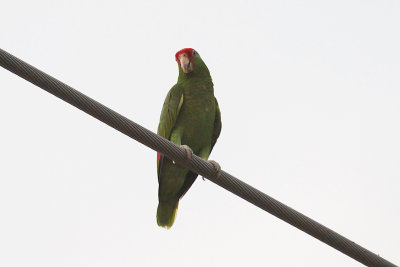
[157,199,178,229]
[156,51,222,228]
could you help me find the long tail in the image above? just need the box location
[157,199,179,229]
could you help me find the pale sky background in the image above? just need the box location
[0,1,399,266]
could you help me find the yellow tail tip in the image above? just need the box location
[157,201,179,229]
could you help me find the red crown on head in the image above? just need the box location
[175,48,195,64]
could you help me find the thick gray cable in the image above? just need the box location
[0,48,396,267]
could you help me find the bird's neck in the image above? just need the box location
[180,76,214,97]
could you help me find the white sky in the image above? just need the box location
[0,0,399,266]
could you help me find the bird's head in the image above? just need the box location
[175,48,199,74]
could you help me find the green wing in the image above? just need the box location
[176,97,222,198]
[157,84,184,177]
[211,97,222,151]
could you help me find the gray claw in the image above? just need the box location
[180,145,193,160]
[208,160,222,178]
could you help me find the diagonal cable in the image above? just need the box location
[0,48,396,267]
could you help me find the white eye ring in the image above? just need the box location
[192,50,197,55]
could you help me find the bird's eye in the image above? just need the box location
[192,50,197,56]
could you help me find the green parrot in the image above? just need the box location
[156,48,222,228]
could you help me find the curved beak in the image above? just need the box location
[179,53,194,73]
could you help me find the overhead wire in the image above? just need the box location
[0,48,396,267]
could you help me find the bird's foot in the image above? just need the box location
[180,145,193,160]
[203,160,222,180]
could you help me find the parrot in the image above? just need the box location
[156,48,222,228]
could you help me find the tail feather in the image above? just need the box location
[157,200,179,229]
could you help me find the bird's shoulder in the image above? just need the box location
[157,83,184,138]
